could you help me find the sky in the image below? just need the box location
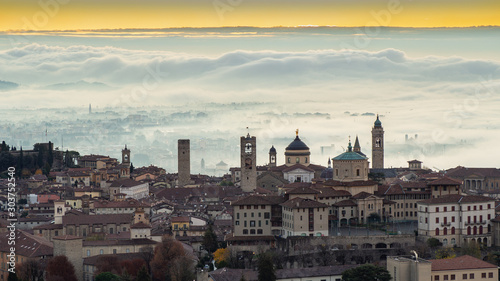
[1,0,500,171]
[1,0,500,31]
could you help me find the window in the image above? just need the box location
[435,276,439,281]
[436,207,439,212]
[452,216,455,222]
[87,250,90,257]
[244,213,247,217]
[356,169,360,176]
[235,221,239,225]
[113,249,117,254]
[463,273,467,279]
[257,229,263,234]
[450,274,455,280]
[100,249,104,255]
[469,273,474,279]
[237,213,240,219]
[452,206,455,211]
[250,221,255,227]
[243,229,248,234]
[444,275,448,280]
[126,248,130,253]
[436,217,439,223]
[296,157,300,163]
[250,229,256,234]
[489,272,493,278]
[481,273,486,278]
[444,207,447,212]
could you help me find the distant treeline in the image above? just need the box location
[0,141,60,177]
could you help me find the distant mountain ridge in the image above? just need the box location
[43,80,112,91]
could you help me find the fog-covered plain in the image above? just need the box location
[0,27,499,173]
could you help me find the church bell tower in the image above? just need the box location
[371,115,384,169]
[240,133,257,192]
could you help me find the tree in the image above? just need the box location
[213,248,230,268]
[136,265,152,281]
[257,252,276,281]
[427,238,442,249]
[368,213,381,224]
[95,272,120,281]
[8,272,18,281]
[342,264,391,281]
[95,256,121,275]
[17,259,45,281]
[46,255,77,281]
[130,163,135,174]
[202,224,218,254]
[461,240,481,258]
[435,247,456,259]
[151,236,187,281]
[169,256,195,281]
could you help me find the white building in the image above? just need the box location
[417,194,495,247]
[281,197,329,238]
[109,179,149,200]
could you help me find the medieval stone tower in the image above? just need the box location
[178,139,191,187]
[122,145,130,167]
[269,145,277,168]
[240,134,257,192]
[371,115,384,169]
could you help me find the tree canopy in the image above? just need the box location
[46,255,78,281]
[341,264,391,281]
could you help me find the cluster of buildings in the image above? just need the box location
[2,115,500,281]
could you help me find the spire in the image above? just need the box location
[353,136,361,152]
[296,129,299,137]
[328,158,331,168]
[347,136,352,152]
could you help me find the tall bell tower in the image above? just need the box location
[240,133,257,192]
[269,145,277,168]
[371,115,384,169]
[122,145,131,167]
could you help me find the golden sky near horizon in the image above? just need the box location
[1,0,500,31]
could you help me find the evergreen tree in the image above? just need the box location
[7,271,18,281]
[257,253,276,281]
[202,224,218,254]
[135,265,152,281]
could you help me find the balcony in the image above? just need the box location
[465,220,487,226]
[440,222,451,227]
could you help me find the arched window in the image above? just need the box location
[451,227,455,234]
[467,226,471,235]
[479,225,483,234]
[443,239,448,246]
[451,238,456,245]
[288,157,291,164]
[435,228,440,235]
[443,227,448,235]
[305,157,308,163]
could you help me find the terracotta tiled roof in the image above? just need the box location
[171,216,190,223]
[231,195,284,206]
[314,187,351,198]
[53,235,81,240]
[63,213,132,226]
[428,176,462,186]
[110,178,144,188]
[352,192,378,200]
[333,199,357,207]
[281,197,328,209]
[419,194,494,205]
[286,185,321,195]
[446,166,500,178]
[0,230,53,258]
[282,164,316,173]
[430,255,496,271]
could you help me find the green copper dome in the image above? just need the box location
[374,114,382,127]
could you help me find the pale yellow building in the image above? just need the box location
[281,197,329,237]
[388,255,498,281]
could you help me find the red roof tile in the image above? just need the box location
[430,255,496,271]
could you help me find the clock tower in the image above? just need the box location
[371,115,384,169]
[240,133,257,192]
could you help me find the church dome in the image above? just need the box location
[286,136,309,151]
[320,167,333,179]
[374,114,382,127]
